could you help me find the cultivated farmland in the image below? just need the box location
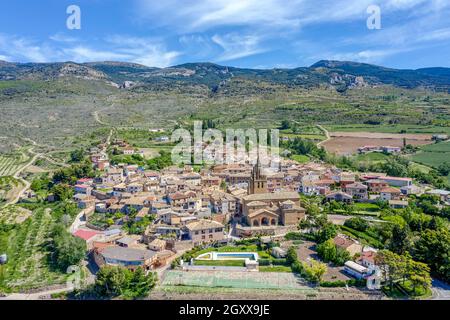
[0,205,69,292]
[322,131,433,155]
[0,151,31,177]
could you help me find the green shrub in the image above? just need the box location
[258,259,271,266]
[344,217,369,232]
[291,261,303,274]
[320,280,347,287]
[271,258,289,266]
[320,279,366,288]
[285,232,304,240]
[259,258,288,266]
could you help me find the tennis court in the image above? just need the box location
[162,270,313,290]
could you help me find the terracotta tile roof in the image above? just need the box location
[185,219,224,231]
[381,187,401,193]
[73,229,100,241]
[243,191,299,202]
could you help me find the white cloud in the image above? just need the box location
[0,34,180,67]
[136,0,448,31]
[211,33,267,61]
[417,28,450,42]
[49,33,79,43]
[136,0,303,31]
[62,46,130,62]
[332,49,406,62]
[105,35,181,67]
[0,34,58,62]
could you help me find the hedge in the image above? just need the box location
[285,232,315,241]
[258,258,289,266]
[320,279,366,287]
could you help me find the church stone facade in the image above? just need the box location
[242,161,306,228]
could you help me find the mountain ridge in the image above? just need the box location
[0,59,449,92]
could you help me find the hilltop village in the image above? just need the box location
[2,132,449,300]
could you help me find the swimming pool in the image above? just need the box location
[196,252,259,261]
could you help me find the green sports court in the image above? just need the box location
[162,270,316,291]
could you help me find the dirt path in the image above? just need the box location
[1,138,68,207]
[316,124,330,147]
[0,287,71,300]
[93,111,109,126]
[93,103,115,126]
[104,129,114,152]
[1,150,39,208]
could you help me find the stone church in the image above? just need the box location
[242,160,306,227]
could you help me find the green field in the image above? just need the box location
[410,141,450,168]
[354,152,390,163]
[418,140,450,152]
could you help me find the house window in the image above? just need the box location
[202,235,206,240]
[209,235,213,239]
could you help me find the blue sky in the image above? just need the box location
[0,0,449,69]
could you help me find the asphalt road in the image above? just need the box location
[431,279,450,300]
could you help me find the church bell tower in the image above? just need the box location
[248,157,268,194]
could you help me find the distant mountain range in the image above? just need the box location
[1,59,449,92]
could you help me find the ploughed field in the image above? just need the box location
[322,131,433,155]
